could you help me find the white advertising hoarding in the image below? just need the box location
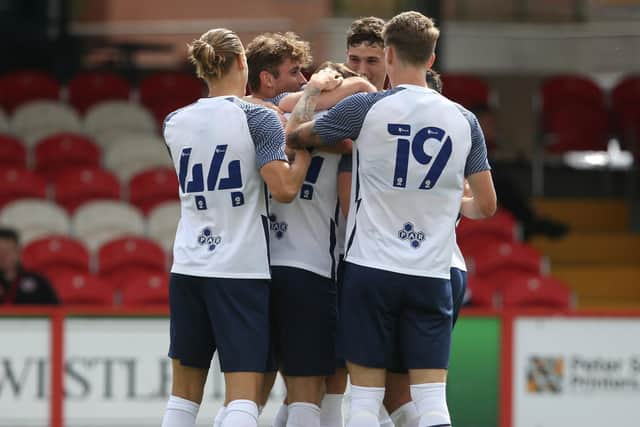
[514,316,640,427]
[0,317,285,426]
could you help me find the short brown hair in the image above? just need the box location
[316,61,361,79]
[383,11,440,65]
[347,17,385,48]
[426,69,442,93]
[188,28,244,81]
[246,32,312,92]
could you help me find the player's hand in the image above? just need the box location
[308,68,343,92]
[291,147,312,168]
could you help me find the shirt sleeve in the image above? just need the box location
[245,106,288,169]
[264,92,289,107]
[314,91,393,146]
[458,108,492,177]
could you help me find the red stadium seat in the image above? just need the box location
[441,74,491,109]
[121,270,169,306]
[466,276,497,308]
[457,210,518,256]
[502,274,573,309]
[0,168,47,208]
[540,75,604,116]
[615,103,640,158]
[49,271,112,305]
[0,134,27,169]
[0,70,61,113]
[21,235,90,274]
[34,132,101,180]
[53,167,121,213]
[128,167,178,214]
[98,236,166,288]
[139,72,204,125]
[471,242,545,284]
[544,105,609,153]
[611,75,640,114]
[68,71,130,113]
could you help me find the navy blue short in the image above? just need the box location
[334,256,347,369]
[388,267,467,373]
[168,273,270,372]
[270,266,337,376]
[341,262,452,371]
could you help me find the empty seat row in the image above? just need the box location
[0,199,179,251]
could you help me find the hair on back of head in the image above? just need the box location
[347,16,385,48]
[383,11,440,65]
[426,69,443,94]
[316,61,361,79]
[188,28,243,81]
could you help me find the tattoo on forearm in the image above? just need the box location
[289,86,321,128]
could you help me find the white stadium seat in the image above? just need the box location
[84,101,157,143]
[104,134,173,182]
[72,200,145,251]
[147,201,180,252]
[0,199,70,244]
[10,100,82,146]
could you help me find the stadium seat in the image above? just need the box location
[53,167,121,213]
[104,135,172,181]
[0,168,47,208]
[10,100,82,146]
[615,103,640,158]
[22,235,90,275]
[139,72,204,125]
[611,75,640,114]
[0,199,70,244]
[0,70,60,113]
[0,134,27,169]
[147,201,180,252]
[502,274,573,309]
[68,71,130,113]
[121,270,169,306]
[84,101,157,143]
[543,105,609,153]
[471,241,546,284]
[0,108,8,132]
[457,210,518,255]
[128,167,178,214]
[98,236,166,280]
[466,275,497,308]
[49,271,112,305]
[441,74,491,110]
[540,75,604,116]
[72,200,145,251]
[34,132,101,180]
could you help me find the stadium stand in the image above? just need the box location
[97,236,167,287]
[0,199,70,245]
[84,100,157,143]
[441,74,491,109]
[22,235,90,276]
[34,132,102,180]
[0,134,27,169]
[147,201,180,252]
[68,71,131,113]
[0,70,60,113]
[0,107,8,132]
[71,200,145,251]
[139,71,205,126]
[121,270,170,306]
[48,271,112,306]
[128,167,179,214]
[53,167,121,212]
[501,274,573,308]
[10,100,83,147]
[0,168,47,208]
[104,135,172,181]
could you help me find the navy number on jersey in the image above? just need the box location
[178,145,244,207]
[300,156,324,200]
[388,124,452,190]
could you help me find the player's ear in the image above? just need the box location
[385,46,394,67]
[237,53,247,71]
[427,53,436,69]
[259,70,274,89]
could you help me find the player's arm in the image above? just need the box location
[247,105,311,203]
[277,76,376,113]
[459,113,497,219]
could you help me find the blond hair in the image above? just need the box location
[188,28,244,81]
[383,11,440,65]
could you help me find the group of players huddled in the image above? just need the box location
[161,10,497,427]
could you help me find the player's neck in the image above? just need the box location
[207,76,246,98]
[388,68,429,89]
[251,87,277,100]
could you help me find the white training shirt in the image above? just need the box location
[314,85,490,279]
[163,96,287,279]
[269,112,341,279]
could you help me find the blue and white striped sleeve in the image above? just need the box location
[244,106,288,169]
[264,92,289,106]
[458,107,491,177]
[314,90,401,145]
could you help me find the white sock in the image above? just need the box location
[273,403,289,427]
[379,405,394,427]
[286,402,321,427]
[161,395,199,427]
[221,399,258,427]
[410,383,450,427]
[320,394,344,427]
[213,406,226,427]
[346,385,385,427]
[390,402,419,427]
